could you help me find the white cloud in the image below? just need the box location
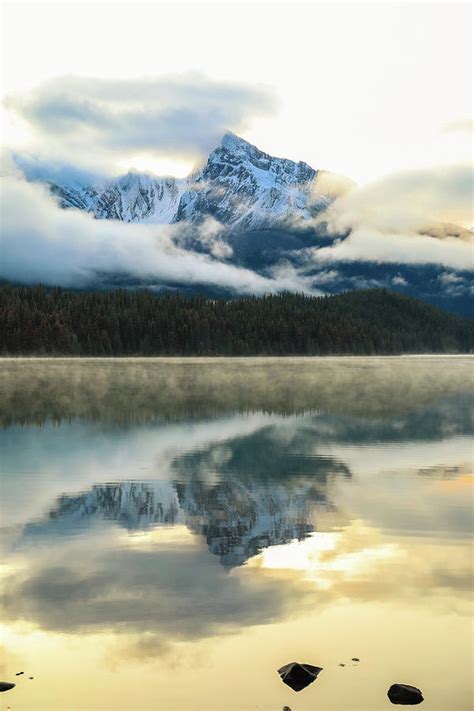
[391,275,408,287]
[0,177,309,294]
[438,272,464,286]
[306,163,474,272]
[5,74,277,172]
[191,217,234,259]
[311,269,340,286]
[309,228,473,272]
[436,272,472,297]
[321,164,474,235]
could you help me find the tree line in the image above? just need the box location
[1,283,472,356]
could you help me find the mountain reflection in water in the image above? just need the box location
[0,357,473,711]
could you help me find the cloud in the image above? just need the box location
[186,217,234,259]
[311,269,340,285]
[0,176,309,294]
[0,536,299,644]
[10,152,107,186]
[321,164,473,234]
[391,275,408,287]
[438,272,463,286]
[309,228,473,271]
[437,271,473,297]
[5,74,277,170]
[311,170,357,199]
[305,163,474,271]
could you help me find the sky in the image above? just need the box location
[0,0,472,294]
[1,0,472,182]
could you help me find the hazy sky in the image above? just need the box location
[2,0,472,182]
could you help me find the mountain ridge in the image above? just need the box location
[14,134,473,316]
[47,132,334,230]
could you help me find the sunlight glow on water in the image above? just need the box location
[0,357,473,711]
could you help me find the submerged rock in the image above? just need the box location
[388,684,424,705]
[338,663,346,667]
[0,682,15,692]
[277,662,323,692]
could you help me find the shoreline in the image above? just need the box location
[1,353,473,361]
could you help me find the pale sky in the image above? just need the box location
[1,0,472,183]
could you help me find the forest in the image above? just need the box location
[1,284,473,356]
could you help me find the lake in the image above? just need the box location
[1,357,473,711]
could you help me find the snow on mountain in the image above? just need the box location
[51,173,185,224]
[47,132,334,231]
[175,477,316,568]
[22,477,324,568]
[174,132,328,231]
[50,480,182,529]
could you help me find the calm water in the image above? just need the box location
[0,357,473,711]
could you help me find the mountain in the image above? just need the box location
[173,132,331,230]
[50,173,186,223]
[48,132,333,230]
[22,476,327,568]
[17,133,473,316]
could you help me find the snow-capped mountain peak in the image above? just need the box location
[220,130,255,155]
[174,133,326,230]
[44,133,334,231]
[219,130,316,183]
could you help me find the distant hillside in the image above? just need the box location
[1,284,473,356]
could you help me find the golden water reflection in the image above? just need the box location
[0,358,473,710]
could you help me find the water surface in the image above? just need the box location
[1,357,473,710]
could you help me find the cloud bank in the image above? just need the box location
[0,177,308,294]
[308,163,474,272]
[309,228,473,272]
[321,164,473,234]
[6,74,277,171]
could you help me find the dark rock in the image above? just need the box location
[282,707,292,711]
[277,662,323,692]
[0,682,15,692]
[15,672,24,676]
[388,684,424,705]
[338,663,346,667]
[29,677,34,680]
[352,658,360,662]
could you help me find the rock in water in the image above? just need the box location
[0,682,15,692]
[277,662,323,692]
[388,684,424,705]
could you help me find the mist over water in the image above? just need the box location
[1,355,472,424]
[1,357,473,711]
